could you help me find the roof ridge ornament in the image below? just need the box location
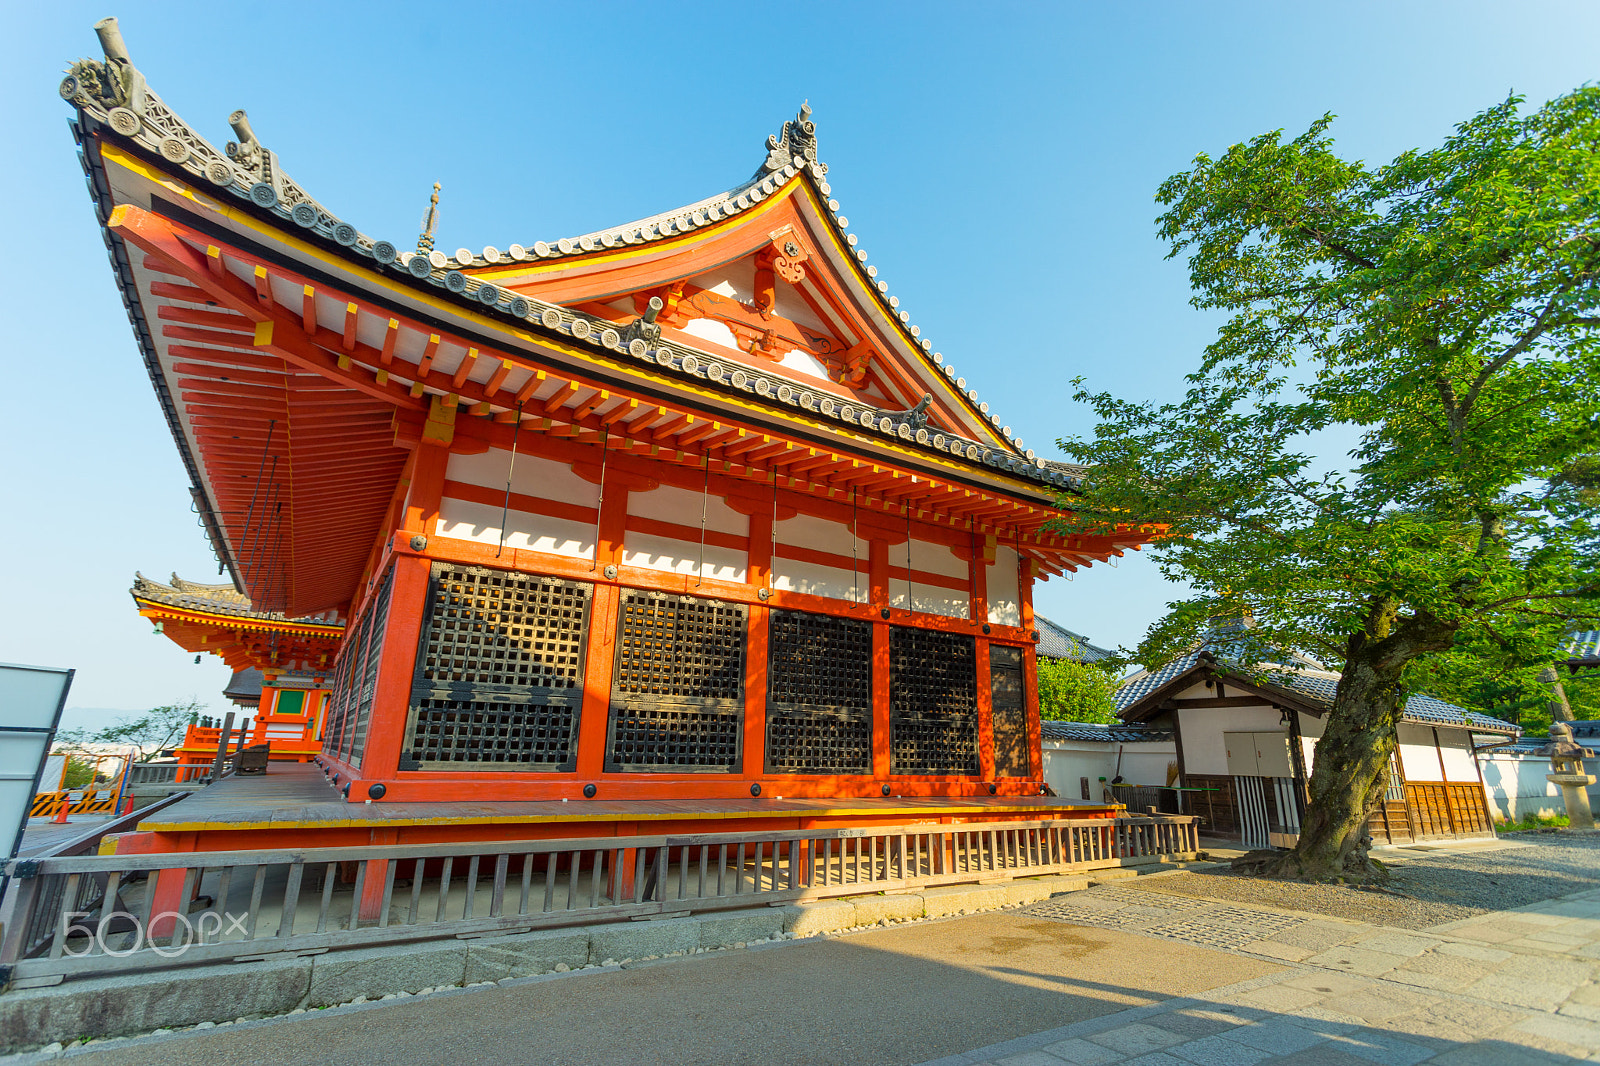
[760,101,824,177]
[418,182,442,253]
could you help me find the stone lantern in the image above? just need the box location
[1535,722,1597,829]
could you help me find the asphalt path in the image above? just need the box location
[66,912,1281,1066]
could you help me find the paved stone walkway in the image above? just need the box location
[915,880,1600,1065]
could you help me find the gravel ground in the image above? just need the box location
[1129,830,1600,930]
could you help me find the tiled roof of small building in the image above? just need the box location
[1035,616,1115,663]
[131,573,342,628]
[1114,643,1519,735]
[1567,631,1600,667]
[1040,721,1172,743]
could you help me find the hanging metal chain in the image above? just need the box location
[850,485,860,606]
[591,429,609,572]
[495,402,524,559]
[695,450,710,586]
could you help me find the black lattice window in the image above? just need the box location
[606,591,747,772]
[889,626,979,775]
[321,594,364,762]
[401,564,592,771]
[765,610,872,774]
[607,704,742,771]
[346,567,394,769]
[410,699,578,766]
[990,645,1029,778]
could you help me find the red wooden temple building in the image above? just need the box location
[131,572,344,769]
[65,20,1152,853]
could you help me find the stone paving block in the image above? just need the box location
[1163,1034,1272,1066]
[586,916,699,964]
[1443,923,1520,944]
[1148,1008,1247,1039]
[1086,1022,1186,1055]
[696,908,784,949]
[1327,1028,1434,1065]
[1265,1046,1382,1066]
[1032,875,1091,896]
[1496,953,1594,985]
[305,939,467,1007]
[923,884,1006,918]
[1087,867,1140,883]
[1037,1036,1120,1065]
[1510,1013,1600,1052]
[849,892,925,924]
[1503,912,1572,927]
[1224,1019,1327,1055]
[1281,971,1375,996]
[1001,880,1056,907]
[1428,1043,1582,1065]
[780,899,855,935]
[993,1051,1071,1066]
[1352,931,1443,957]
[464,929,590,982]
[1269,919,1369,953]
[1318,986,1438,1024]
[1303,945,1404,977]
[1217,985,1326,1012]
[1381,997,1523,1045]
[1557,1000,1600,1022]
[1385,951,1491,992]
[1463,972,1573,1012]
[1436,941,1511,963]
[1240,939,1313,962]
[1118,1054,1186,1066]
[0,956,312,1053]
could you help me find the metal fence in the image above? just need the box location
[0,814,1197,985]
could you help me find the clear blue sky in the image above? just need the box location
[3,2,1595,726]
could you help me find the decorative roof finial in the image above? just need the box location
[759,102,824,178]
[418,183,441,253]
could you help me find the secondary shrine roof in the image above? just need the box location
[131,572,342,628]
[132,571,344,674]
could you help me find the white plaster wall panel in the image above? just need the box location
[776,513,857,555]
[900,539,968,580]
[778,348,829,380]
[694,262,755,303]
[1436,729,1480,782]
[1178,704,1287,776]
[889,579,968,619]
[621,532,747,582]
[681,317,741,351]
[435,497,595,560]
[986,546,1021,627]
[1042,741,1178,799]
[774,280,830,333]
[1479,751,1600,820]
[1397,723,1443,782]
[628,484,748,537]
[446,450,598,505]
[772,558,864,602]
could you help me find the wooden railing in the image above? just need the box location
[0,815,1196,984]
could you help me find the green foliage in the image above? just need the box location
[55,698,205,762]
[1057,87,1600,707]
[1498,812,1571,831]
[59,756,98,789]
[1037,653,1120,724]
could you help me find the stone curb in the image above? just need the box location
[0,870,1111,1055]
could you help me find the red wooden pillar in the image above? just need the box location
[358,828,398,920]
[358,552,432,783]
[743,488,774,779]
[1019,556,1041,782]
[144,831,195,939]
[870,539,891,782]
[976,639,995,782]
[575,470,629,779]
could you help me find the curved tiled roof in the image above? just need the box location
[1035,616,1115,663]
[131,572,342,629]
[1041,721,1172,743]
[1567,631,1600,667]
[59,24,1075,494]
[1113,644,1520,735]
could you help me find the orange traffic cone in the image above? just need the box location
[51,792,72,824]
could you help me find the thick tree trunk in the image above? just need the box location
[1250,599,1456,882]
[1539,665,1575,723]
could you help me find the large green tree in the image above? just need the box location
[1057,89,1600,880]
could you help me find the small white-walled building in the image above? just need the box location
[1040,721,1176,804]
[1116,649,1519,849]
